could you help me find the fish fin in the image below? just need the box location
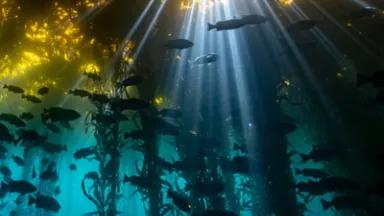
[208,23,215,31]
[357,74,369,87]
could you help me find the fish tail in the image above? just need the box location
[321,199,332,210]
[28,196,36,206]
[208,23,215,31]
[357,74,369,87]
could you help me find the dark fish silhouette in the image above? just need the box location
[299,148,343,162]
[119,75,144,87]
[287,20,317,32]
[41,107,81,123]
[198,209,238,216]
[21,95,42,103]
[319,176,362,192]
[16,129,46,145]
[40,142,67,153]
[349,7,380,20]
[241,14,268,25]
[167,190,191,213]
[40,166,58,181]
[28,194,61,212]
[0,114,26,127]
[19,112,34,120]
[45,123,62,134]
[88,93,109,104]
[208,18,245,31]
[83,72,101,82]
[124,130,152,140]
[357,71,384,87]
[296,180,329,195]
[68,89,91,97]
[123,175,153,189]
[31,167,37,178]
[3,85,24,94]
[74,147,95,159]
[11,155,25,166]
[69,164,77,171]
[158,109,182,119]
[223,156,252,174]
[164,39,193,49]
[110,98,150,111]
[0,180,36,195]
[54,186,61,195]
[189,53,218,65]
[321,196,370,212]
[37,87,49,95]
[186,181,225,196]
[295,168,329,179]
[0,166,11,177]
[233,143,247,153]
[0,123,14,143]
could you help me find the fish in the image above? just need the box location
[11,155,25,167]
[0,180,37,195]
[124,130,153,140]
[74,147,96,159]
[357,71,384,87]
[40,167,58,181]
[21,95,42,103]
[164,39,194,49]
[349,7,380,20]
[3,85,24,94]
[295,180,329,195]
[186,181,225,196]
[0,166,11,177]
[295,168,329,179]
[123,175,153,189]
[19,112,34,120]
[0,123,14,143]
[208,18,245,31]
[88,93,109,104]
[0,114,26,127]
[41,107,81,123]
[45,123,62,134]
[37,87,49,95]
[54,186,61,195]
[158,109,182,119]
[299,148,343,162]
[118,75,145,87]
[287,19,317,32]
[321,196,370,212]
[28,194,61,212]
[199,209,238,216]
[68,89,91,97]
[319,176,362,192]
[83,72,101,82]
[16,129,46,145]
[31,167,37,178]
[189,53,218,65]
[167,190,191,213]
[69,164,77,171]
[110,98,150,111]
[40,142,67,153]
[241,14,268,25]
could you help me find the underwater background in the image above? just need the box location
[0,0,384,215]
